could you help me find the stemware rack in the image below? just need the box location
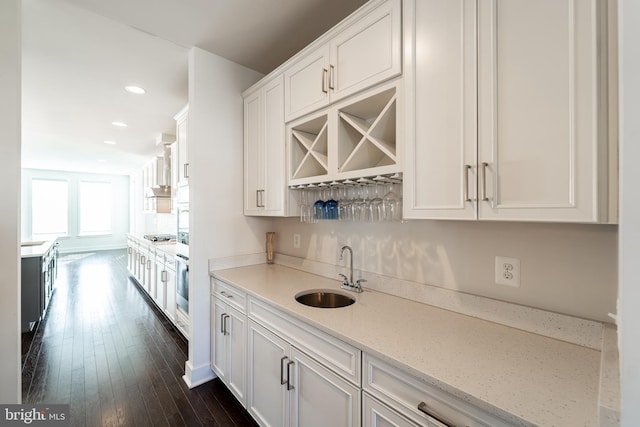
[292,173,403,223]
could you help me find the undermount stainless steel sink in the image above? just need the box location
[295,289,356,309]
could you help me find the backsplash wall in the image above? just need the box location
[272,218,618,322]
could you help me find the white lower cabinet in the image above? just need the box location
[164,255,176,322]
[212,296,247,404]
[211,279,516,427]
[246,320,360,427]
[363,354,512,427]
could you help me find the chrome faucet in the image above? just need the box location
[338,245,365,293]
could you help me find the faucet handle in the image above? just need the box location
[355,278,367,291]
[338,273,349,284]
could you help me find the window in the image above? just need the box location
[79,181,112,235]
[32,179,69,237]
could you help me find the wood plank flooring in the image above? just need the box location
[22,249,258,427]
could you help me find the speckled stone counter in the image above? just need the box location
[211,263,602,427]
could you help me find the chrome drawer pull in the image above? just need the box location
[220,291,233,299]
[417,402,456,427]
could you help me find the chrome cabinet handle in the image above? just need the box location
[322,69,328,94]
[128,247,132,254]
[417,402,455,427]
[286,361,294,390]
[329,64,335,90]
[464,164,472,202]
[161,270,167,282]
[183,163,189,179]
[480,162,489,202]
[220,291,233,299]
[280,356,288,385]
[255,190,265,208]
[147,259,151,270]
[140,255,146,265]
[220,313,230,335]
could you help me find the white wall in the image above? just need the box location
[0,0,21,403]
[185,47,270,387]
[619,0,640,424]
[21,169,130,253]
[274,218,618,322]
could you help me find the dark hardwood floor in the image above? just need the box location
[22,249,258,427]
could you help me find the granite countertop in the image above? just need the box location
[211,263,601,427]
[20,239,56,258]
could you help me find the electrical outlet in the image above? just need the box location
[293,234,301,249]
[495,256,520,287]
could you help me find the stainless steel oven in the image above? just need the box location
[176,254,189,314]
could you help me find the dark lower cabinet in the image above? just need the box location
[21,242,57,332]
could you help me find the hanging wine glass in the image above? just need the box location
[370,178,384,222]
[324,182,340,220]
[298,185,308,223]
[340,179,356,221]
[314,183,329,221]
[383,178,402,221]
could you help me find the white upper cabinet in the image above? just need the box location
[404,0,616,223]
[174,105,189,187]
[284,46,332,124]
[243,74,296,216]
[284,0,402,122]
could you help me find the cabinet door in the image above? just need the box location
[330,0,402,103]
[289,348,360,427]
[403,0,478,220]
[155,259,166,308]
[284,45,331,122]
[226,306,247,404]
[211,297,229,382]
[175,107,189,187]
[244,89,264,214]
[247,321,290,427]
[262,75,287,215]
[363,394,421,427]
[477,0,601,222]
[165,263,176,321]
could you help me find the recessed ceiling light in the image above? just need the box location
[104,140,117,145]
[112,121,127,128]
[125,85,146,95]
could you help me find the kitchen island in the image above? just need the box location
[21,239,58,332]
[211,262,615,427]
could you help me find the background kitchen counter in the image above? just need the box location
[20,239,56,258]
[211,263,604,427]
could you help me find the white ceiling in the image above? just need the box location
[21,0,368,175]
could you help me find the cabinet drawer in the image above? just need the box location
[363,354,513,427]
[248,296,360,385]
[212,279,247,313]
[164,256,176,271]
[363,393,421,427]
